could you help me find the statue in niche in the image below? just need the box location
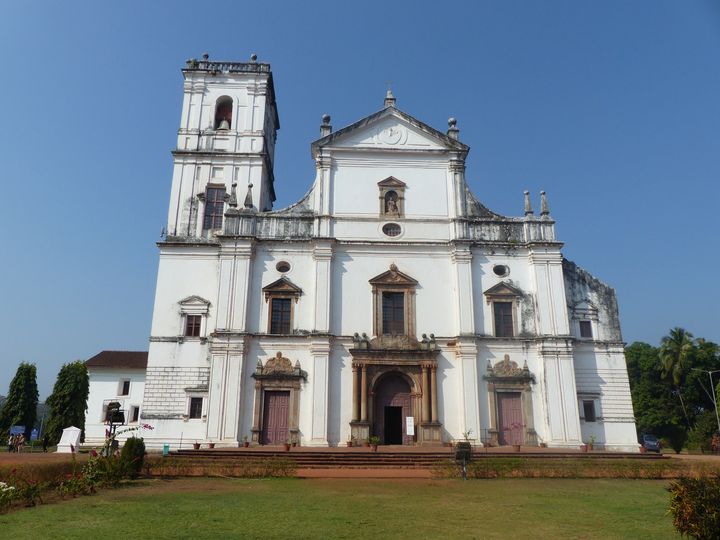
[385,191,399,214]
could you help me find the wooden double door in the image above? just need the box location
[497,392,524,446]
[261,391,289,445]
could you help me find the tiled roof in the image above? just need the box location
[85,351,148,370]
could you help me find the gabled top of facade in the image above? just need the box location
[311,106,469,158]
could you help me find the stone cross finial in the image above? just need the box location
[384,89,396,108]
[540,191,550,216]
[447,117,459,140]
[320,114,332,137]
[244,183,254,209]
[524,190,533,216]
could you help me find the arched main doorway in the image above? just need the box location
[373,373,413,445]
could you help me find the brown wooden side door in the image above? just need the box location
[497,392,523,445]
[261,391,289,444]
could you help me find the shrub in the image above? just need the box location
[668,475,720,539]
[0,481,16,512]
[120,437,146,479]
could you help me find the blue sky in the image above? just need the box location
[1,1,718,398]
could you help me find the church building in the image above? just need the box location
[86,55,638,451]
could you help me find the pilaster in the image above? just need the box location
[538,338,582,446]
[206,335,246,443]
[528,248,570,336]
[455,338,481,444]
[307,338,331,447]
[216,240,255,331]
[312,242,334,333]
[451,244,475,335]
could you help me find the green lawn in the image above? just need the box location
[0,478,676,539]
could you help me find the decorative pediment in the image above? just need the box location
[369,264,418,288]
[253,352,307,380]
[483,282,523,298]
[311,108,469,156]
[377,176,407,188]
[262,277,302,301]
[485,354,534,381]
[178,295,211,315]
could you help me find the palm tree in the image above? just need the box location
[659,327,695,427]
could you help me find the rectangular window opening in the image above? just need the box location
[119,380,130,396]
[185,314,202,337]
[203,187,226,230]
[130,406,140,423]
[382,292,405,335]
[583,400,597,422]
[493,302,514,337]
[579,320,593,338]
[189,397,203,419]
[270,298,292,334]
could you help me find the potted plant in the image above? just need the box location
[580,444,588,452]
[208,441,216,449]
[346,435,355,448]
[538,438,547,449]
[587,435,596,451]
[283,439,291,452]
[192,441,201,450]
[243,436,250,448]
[369,435,380,452]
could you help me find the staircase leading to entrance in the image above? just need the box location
[168,447,665,470]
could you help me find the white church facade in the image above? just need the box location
[87,55,638,451]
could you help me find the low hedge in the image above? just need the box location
[432,457,720,479]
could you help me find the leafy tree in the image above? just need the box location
[0,363,39,438]
[626,342,684,438]
[659,328,695,427]
[45,361,89,444]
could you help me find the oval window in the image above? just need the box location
[492,264,509,277]
[276,261,291,273]
[382,223,402,237]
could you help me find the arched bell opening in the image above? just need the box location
[214,96,233,130]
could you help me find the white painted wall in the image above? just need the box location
[87,60,639,452]
[85,369,146,445]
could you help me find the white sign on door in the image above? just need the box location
[405,417,415,436]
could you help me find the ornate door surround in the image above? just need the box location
[251,352,306,445]
[484,354,536,446]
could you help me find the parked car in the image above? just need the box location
[641,434,662,453]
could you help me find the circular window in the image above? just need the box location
[382,223,402,237]
[492,264,509,277]
[276,261,291,273]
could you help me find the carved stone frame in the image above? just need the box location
[262,277,302,334]
[483,354,536,446]
[250,352,307,445]
[484,282,523,337]
[369,264,418,338]
[378,176,406,218]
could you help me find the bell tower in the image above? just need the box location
[166,53,279,238]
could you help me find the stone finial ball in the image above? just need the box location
[250,53,258,61]
[524,190,529,195]
[448,117,457,127]
[322,114,331,125]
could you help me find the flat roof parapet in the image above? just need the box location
[183,59,271,74]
